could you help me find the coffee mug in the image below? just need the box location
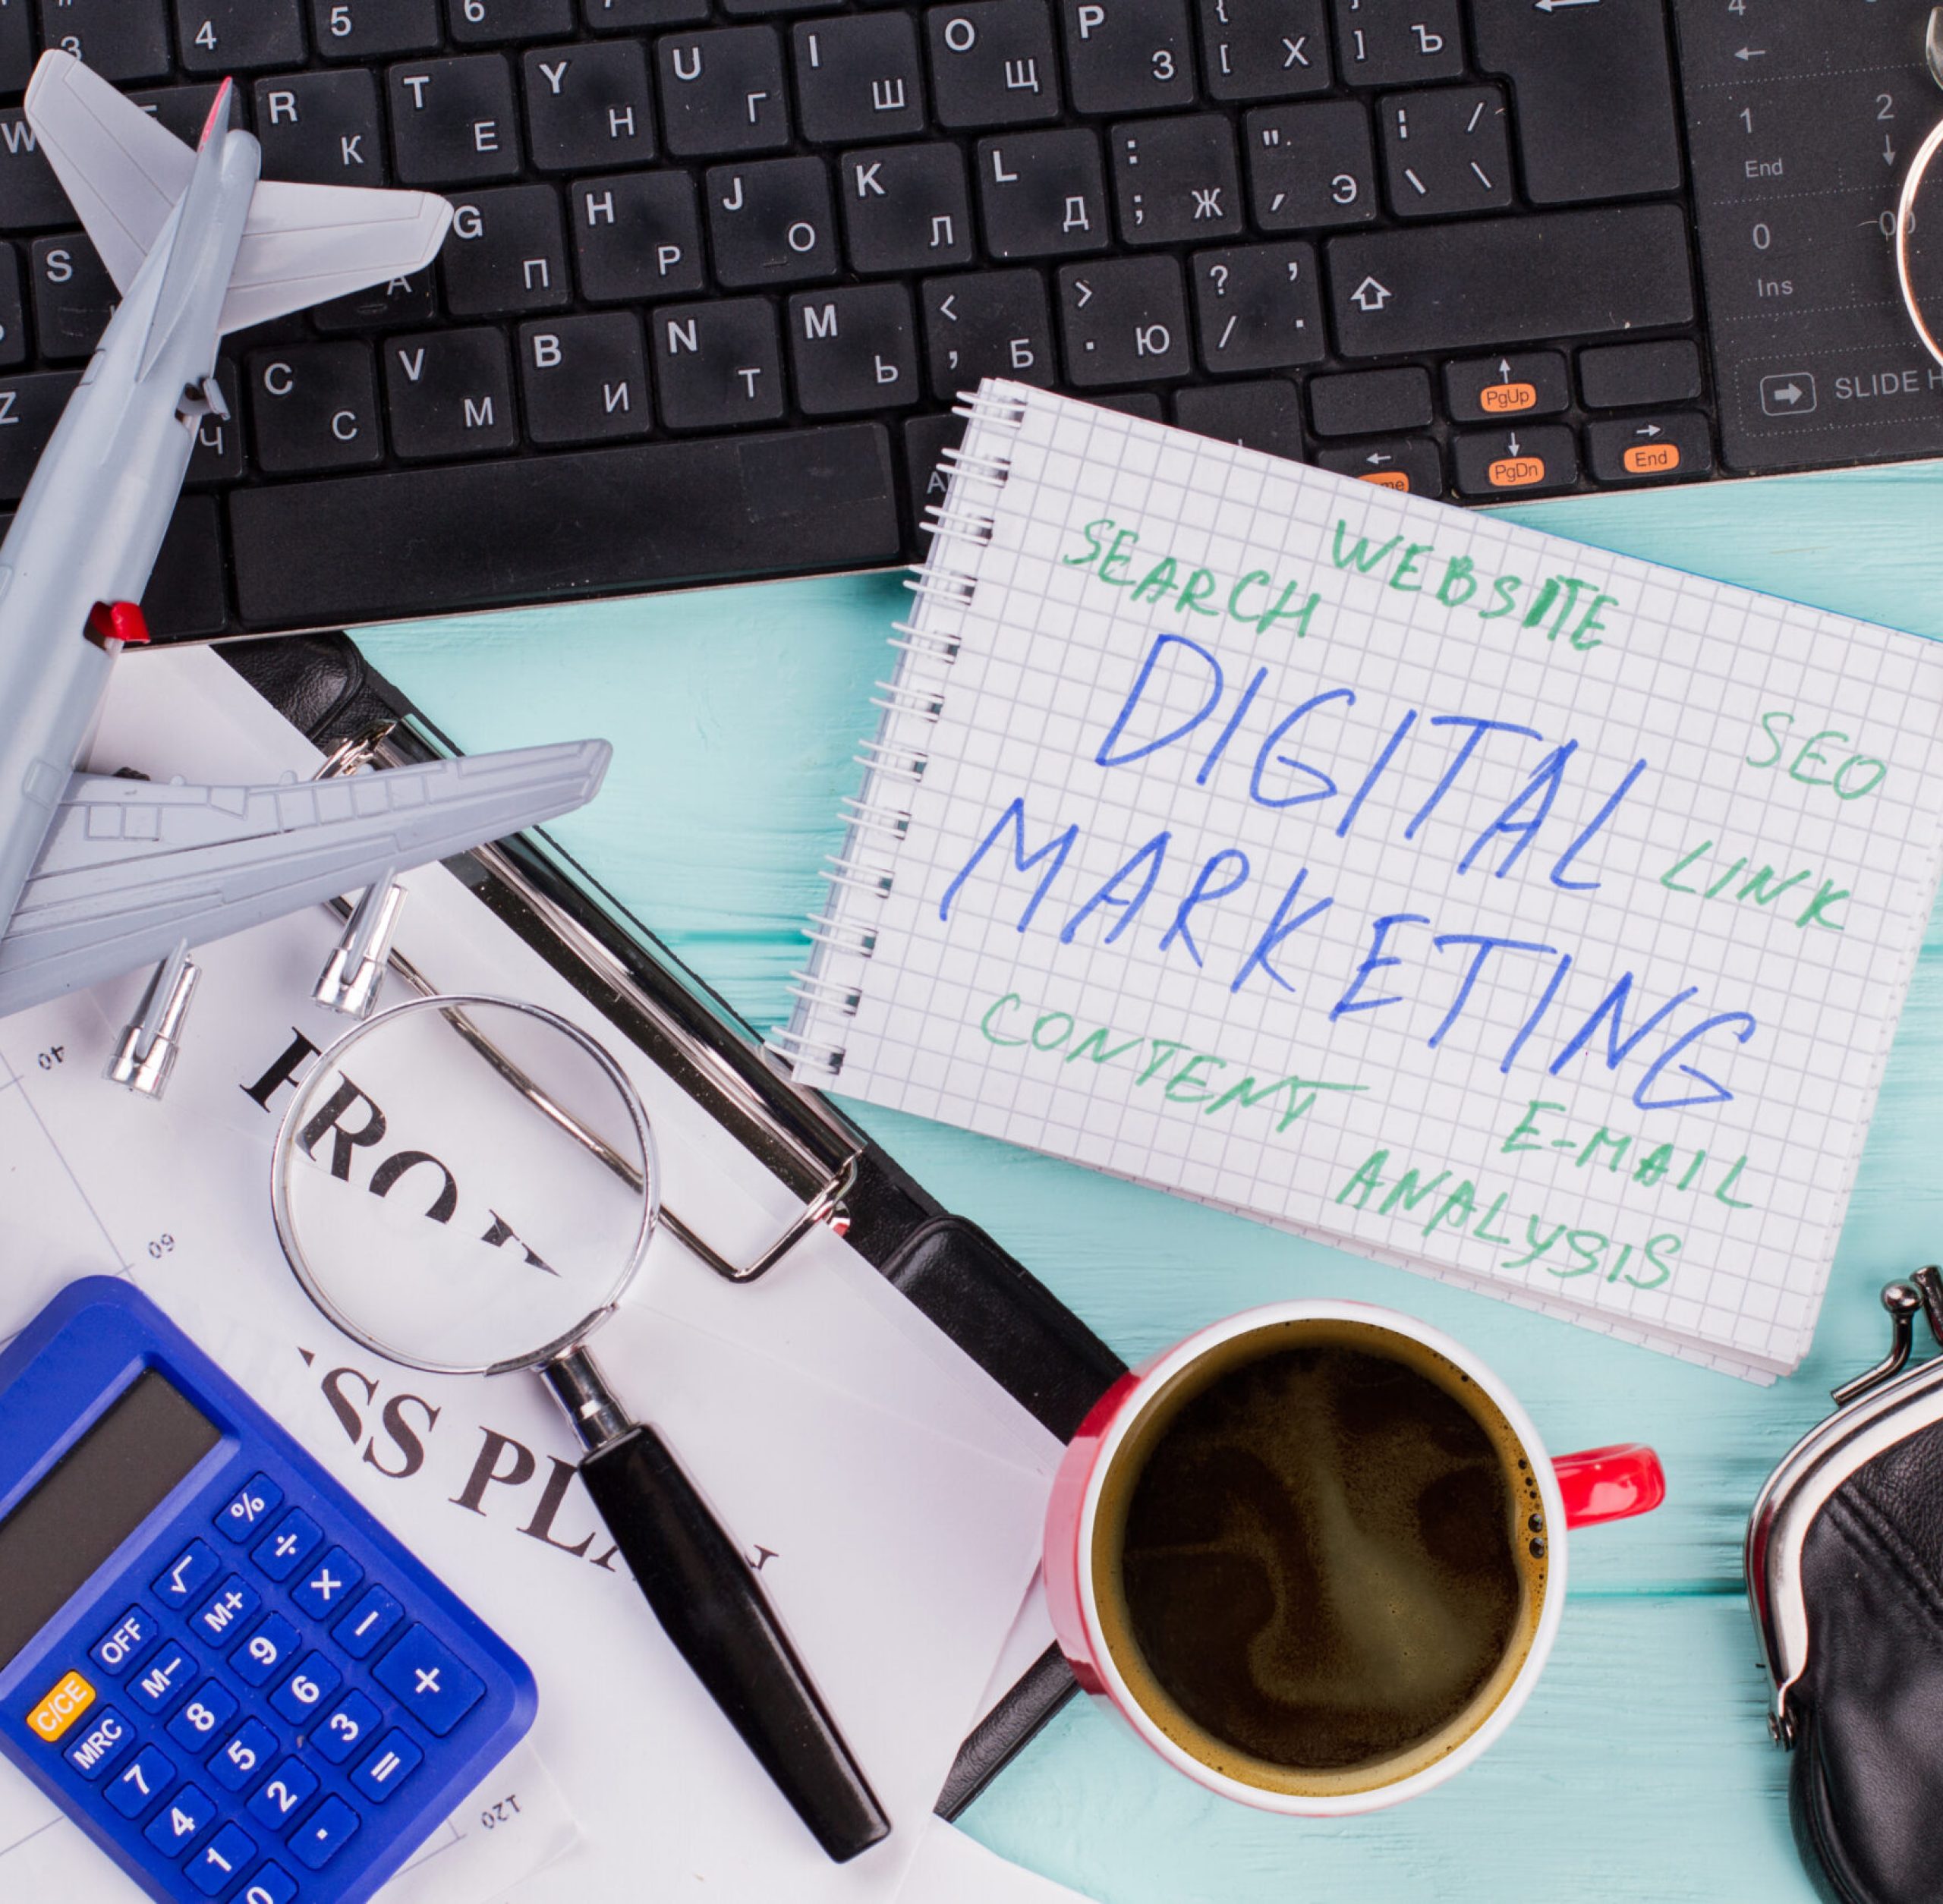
[1044,1300,1664,1814]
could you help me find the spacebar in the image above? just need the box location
[1325,206,1696,359]
[228,424,900,631]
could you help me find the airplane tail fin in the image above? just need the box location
[23,49,451,329]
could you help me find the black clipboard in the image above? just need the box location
[222,632,1125,1820]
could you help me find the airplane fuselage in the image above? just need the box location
[0,118,259,933]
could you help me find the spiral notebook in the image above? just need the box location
[775,382,1943,1380]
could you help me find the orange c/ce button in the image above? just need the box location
[1488,455,1546,489]
[1358,470,1410,491]
[1622,442,1680,475]
[1479,381,1537,414]
[27,1670,95,1742]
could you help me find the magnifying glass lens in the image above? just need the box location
[273,996,656,1374]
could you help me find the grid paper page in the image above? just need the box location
[785,384,1943,1377]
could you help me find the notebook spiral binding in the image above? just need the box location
[767,386,1026,1081]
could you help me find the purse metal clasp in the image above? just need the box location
[1832,1267,1943,1405]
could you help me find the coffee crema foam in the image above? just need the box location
[1093,1320,1548,1797]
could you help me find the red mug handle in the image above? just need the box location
[1553,1443,1665,1528]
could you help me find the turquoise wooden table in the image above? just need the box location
[354,464,1943,1904]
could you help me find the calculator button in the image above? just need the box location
[194,1576,263,1647]
[106,1744,175,1818]
[90,1606,162,1677]
[334,1585,402,1660]
[143,1781,216,1857]
[210,1718,279,1792]
[232,1614,303,1689]
[167,1680,240,1754]
[247,1756,320,1833]
[238,1863,298,1904]
[313,1688,382,1764]
[351,1728,423,1802]
[131,1644,199,1715]
[62,1706,134,1779]
[188,1821,259,1897]
[26,1669,96,1742]
[288,1793,361,1869]
[269,1651,343,1726]
[292,1546,364,1620]
[153,1541,222,1610]
[373,1625,484,1736]
[216,1474,285,1544]
[252,1510,323,1582]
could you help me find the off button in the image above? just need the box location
[27,1670,96,1742]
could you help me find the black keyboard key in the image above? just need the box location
[922,267,1053,395]
[1198,0,1327,102]
[443,184,571,313]
[1173,377,1303,458]
[0,0,35,94]
[178,0,305,72]
[976,129,1107,259]
[1451,422,1576,496]
[905,408,964,526]
[30,234,113,361]
[1110,115,1241,245]
[572,172,704,299]
[1315,434,1440,495]
[1245,100,1375,231]
[229,426,899,624]
[255,72,388,185]
[522,41,655,170]
[390,56,524,184]
[134,83,234,145]
[0,244,21,368]
[707,157,838,286]
[1086,391,1164,419]
[36,0,169,80]
[1469,0,1680,204]
[788,283,919,412]
[1378,85,1511,218]
[146,495,230,637]
[1327,205,1694,357]
[383,326,519,458]
[1060,0,1195,115]
[842,142,973,271]
[1330,0,1461,87]
[1577,338,1701,411]
[0,112,71,231]
[651,296,784,428]
[657,27,790,157]
[583,0,706,28]
[450,0,575,42]
[184,361,243,485]
[314,270,439,332]
[1190,240,1321,372]
[1308,363,1428,434]
[313,0,440,58]
[0,368,78,501]
[1584,412,1711,485]
[249,342,384,471]
[926,0,1060,129]
[1058,255,1189,384]
[1444,348,1566,421]
[518,311,651,441]
[795,15,925,143]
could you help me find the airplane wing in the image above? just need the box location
[0,742,610,1018]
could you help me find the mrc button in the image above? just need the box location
[27,1670,96,1742]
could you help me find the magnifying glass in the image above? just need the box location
[269,993,889,1862]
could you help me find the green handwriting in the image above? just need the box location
[1060,518,1319,637]
[1746,709,1887,802]
[1499,1097,1756,1208]
[1658,841,1849,932]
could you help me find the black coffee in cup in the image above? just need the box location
[1093,1320,1548,1797]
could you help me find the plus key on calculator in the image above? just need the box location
[0,1279,537,1904]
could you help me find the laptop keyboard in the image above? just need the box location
[0,0,1939,638]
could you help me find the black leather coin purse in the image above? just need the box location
[1746,1267,1943,1904]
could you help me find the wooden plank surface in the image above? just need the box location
[356,457,1943,1902]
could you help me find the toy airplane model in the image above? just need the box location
[0,52,609,1095]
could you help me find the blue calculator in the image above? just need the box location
[0,1279,537,1904]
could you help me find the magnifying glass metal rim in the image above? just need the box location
[1897,116,1943,373]
[269,990,660,1379]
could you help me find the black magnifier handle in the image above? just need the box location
[540,1349,888,1862]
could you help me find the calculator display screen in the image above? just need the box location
[0,1370,220,1669]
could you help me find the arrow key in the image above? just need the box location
[1451,423,1577,496]
[1314,436,1443,498]
[1585,413,1712,485]
[1444,351,1567,423]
